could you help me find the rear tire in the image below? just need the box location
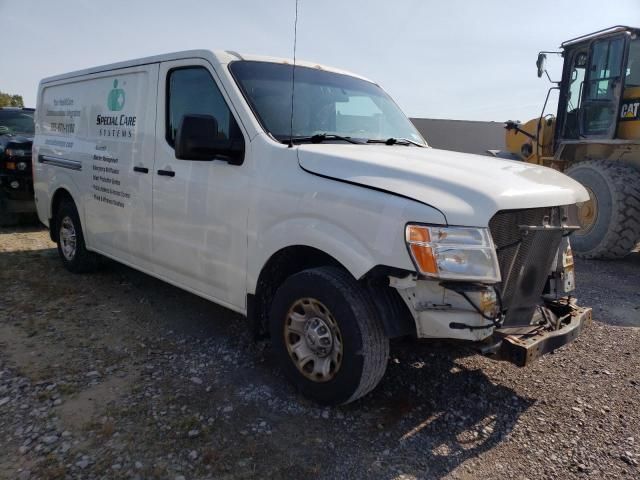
[269,266,389,405]
[55,200,99,273]
[565,161,640,259]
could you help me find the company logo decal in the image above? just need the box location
[96,78,137,138]
[107,79,126,111]
[620,98,640,121]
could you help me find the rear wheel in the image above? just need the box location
[565,160,640,259]
[55,200,99,273]
[269,266,389,405]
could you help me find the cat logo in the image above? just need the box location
[620,99,640,121]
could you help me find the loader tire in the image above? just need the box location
[565,161,640,259]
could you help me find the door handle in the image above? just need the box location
[157,169,175,177]
[133,166,149,174]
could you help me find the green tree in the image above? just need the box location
[0,91,24,107]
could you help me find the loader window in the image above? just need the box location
[562,50,586,139]
[582,36,625,136]
[626,39,640,87]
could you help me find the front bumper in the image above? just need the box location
[484,297,592,366]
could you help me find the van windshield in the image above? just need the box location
[229,61,426,145]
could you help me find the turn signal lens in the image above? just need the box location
[409,243,437,274]
[6,162,16,170]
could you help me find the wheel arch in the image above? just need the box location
[248,244,416,340]
[49,187,76,242]
[249,245,343,338]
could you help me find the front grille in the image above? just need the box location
[489,207,563,326]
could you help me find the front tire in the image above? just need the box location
[0,195,19,227]
[565,161,640,259]
[269,266,389,405]
[0,211,19,227]
[55,200,99,273]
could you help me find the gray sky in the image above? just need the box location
[2,0,639,121]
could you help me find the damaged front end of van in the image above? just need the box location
[394,206,592,366]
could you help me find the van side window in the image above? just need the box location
[166,67,240,147]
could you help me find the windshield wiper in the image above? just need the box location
[286,133,364,145]
[367,137,425,147]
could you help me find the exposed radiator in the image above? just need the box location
[489,207,564,327]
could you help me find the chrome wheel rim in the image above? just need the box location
[284,298,343,383]
[59,216,77,261]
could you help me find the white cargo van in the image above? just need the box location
[34,50,592,404]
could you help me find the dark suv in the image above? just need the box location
[0,107,35,226]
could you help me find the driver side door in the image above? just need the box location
[152,59,250,311]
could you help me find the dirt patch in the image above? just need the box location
[55,371,138,431]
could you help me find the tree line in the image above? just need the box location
[0,91,25,108]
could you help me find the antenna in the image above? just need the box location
[288,0,299,148]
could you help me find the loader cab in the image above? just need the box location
[505,26,640,260]
[555,26,640,146]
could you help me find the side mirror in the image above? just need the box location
[175,114,244,165]
[536,53,547,79]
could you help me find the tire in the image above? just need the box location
[0,211,19,227]
[565,161,640,259]
[55,199,99,273]
[269,266,389,405]
[0,195,19,227]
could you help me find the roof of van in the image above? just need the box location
[40,50,374,84]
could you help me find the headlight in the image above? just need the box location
[405,224,501,282]
[5,148,29,157]
[17,161,28,171]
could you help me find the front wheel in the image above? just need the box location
[0,195,19,227]
[0,211,19,227]
[269,266,389,405]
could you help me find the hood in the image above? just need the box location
[297,144,589,226]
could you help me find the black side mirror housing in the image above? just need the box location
[536,53,547,79]
[175,114,244,165]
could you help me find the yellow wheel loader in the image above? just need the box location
[504,26,640,259]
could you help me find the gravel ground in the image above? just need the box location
[0,225,639,480]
